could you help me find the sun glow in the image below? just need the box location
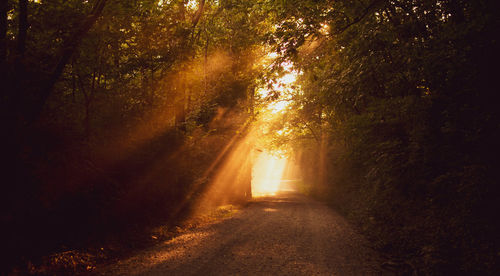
[280,72,297,85]
[191,50,303,211]
[257,69,297,114]
[157,0,198,9]
[267,100,289,114]
[186,0,198,10]
[257,53,300,114]
[251,152,288,197]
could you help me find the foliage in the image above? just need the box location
[268,0,500,274]
[0,0,270,272]
[0,0,498,274]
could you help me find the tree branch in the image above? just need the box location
[334,0,385,34]
[34,0,107,121]
[191,0,206,28]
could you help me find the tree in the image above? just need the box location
[266,0,500,273]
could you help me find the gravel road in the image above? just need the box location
[98,192,388,275]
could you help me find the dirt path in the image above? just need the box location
[97,193,388,275]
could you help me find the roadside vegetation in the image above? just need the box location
[1,0,498,274]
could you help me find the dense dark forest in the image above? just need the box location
[1,0,498,275]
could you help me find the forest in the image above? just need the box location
[1,0,498,275]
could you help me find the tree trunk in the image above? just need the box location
[17,0,28,57]
[0,0,8,64]
[203,35,208,98]
[191,0,205,28]
[175,71,186,131]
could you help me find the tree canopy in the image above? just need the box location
[1,0,498,274]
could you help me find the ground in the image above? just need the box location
[95,192,389,275]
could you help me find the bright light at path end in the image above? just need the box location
[252,153,287,196]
